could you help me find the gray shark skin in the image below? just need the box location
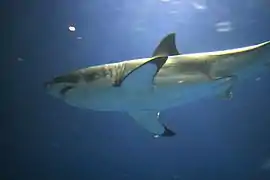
[44,33,270,138]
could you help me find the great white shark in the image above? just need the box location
[44,33,270,138]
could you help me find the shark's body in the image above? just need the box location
[45,33,270,137]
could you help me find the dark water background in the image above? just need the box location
[5,0,270,179]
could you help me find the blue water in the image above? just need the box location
[5,0,270,179]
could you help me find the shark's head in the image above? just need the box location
[44,66,114,108]
[44,71,81,99]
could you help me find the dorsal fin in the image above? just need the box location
[152,33,181,57]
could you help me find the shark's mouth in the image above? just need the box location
[60,86,74,96]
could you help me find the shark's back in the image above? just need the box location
[114,40,270,86]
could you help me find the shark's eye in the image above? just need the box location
[60,86,73,95]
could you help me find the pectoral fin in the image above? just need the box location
[128,111,175,138]
[114,56,168,89]
[113,33,180,89]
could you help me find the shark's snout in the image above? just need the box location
[44,81,53,90]
[44,79,64,98]
[44,75,78,99]
[44,80,56,96]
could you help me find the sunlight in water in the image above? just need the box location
[68,25,76,31]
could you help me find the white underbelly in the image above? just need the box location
[63,78,231,112]
[153,79,233,109]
